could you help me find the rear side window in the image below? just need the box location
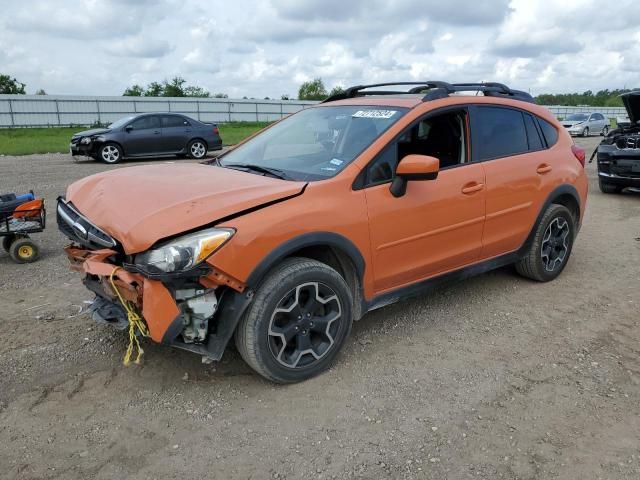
[537,118,558,147]
[473,106,528,161]
[162,115,188,128]
[523,113,544,151]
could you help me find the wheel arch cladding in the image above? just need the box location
[246,232,367,319]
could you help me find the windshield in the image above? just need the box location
[219,105,408,181]
[566,114,589,121]
[109,115,136,129]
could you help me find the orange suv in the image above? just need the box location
[58,82,588,383]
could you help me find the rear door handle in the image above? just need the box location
[537,164,552,174]
[461,182,484,194]
[153,130,161,135]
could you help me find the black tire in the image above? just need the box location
[602,125,609,136]
[582,127,589,137]
[187,139,207,159]
[9,237,39,263]
[235,257,354,383]
[515,204,575,282]
[98,142,123,164]
[2,235,15,252]
[599,179,621,194]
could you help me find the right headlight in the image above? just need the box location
[134,228,234,274]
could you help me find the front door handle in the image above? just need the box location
[461,182,484,194]
[537,164,552,174]
[153,130,161,135]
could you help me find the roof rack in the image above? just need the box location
[322,81,534,104]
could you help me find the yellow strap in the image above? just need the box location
[109,267,149,365]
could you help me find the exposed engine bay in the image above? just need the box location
[595,124,640,177]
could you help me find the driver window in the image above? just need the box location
[364,110,468,187]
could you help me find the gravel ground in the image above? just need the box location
[0,137,639,480]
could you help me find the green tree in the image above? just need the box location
[298,78,327,100]
[328,85,345,98]
[213,92,229,98]
[162,76,187,97]
[123,84,144,96]
[144,82,164,97]
[35,88,47,95]
[0,74,26,94]
[184,85,210,97]
[281,94,290,100]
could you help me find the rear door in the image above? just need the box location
[470,105,555,259]
[161,115,191,152]
[124,115,161,155]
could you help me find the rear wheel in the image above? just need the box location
[187,139,207,159]
[515,204,575,282]
[599,179,621,194]
[9,237,39,263]
[235,258,353,383]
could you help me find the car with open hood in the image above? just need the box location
[58,81,588,383]
[69,113,222,163]
[592,91,640,193]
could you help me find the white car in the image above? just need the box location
[562,112,610,137]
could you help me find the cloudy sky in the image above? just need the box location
[1,0,638,98]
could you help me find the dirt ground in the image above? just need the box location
[0,137,639,480]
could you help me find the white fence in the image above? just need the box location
[0,94,628,128]
[0,95,317,127]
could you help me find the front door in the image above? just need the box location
[362,109,486,294]
[124,115,161,155]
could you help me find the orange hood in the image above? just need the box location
[66,164,306,253]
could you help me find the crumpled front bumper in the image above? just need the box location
[65,246,181,343]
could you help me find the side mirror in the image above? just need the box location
[125,125,133,132]
[390,154,439,198]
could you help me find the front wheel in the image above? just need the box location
[602,125,609,136]
[515,204,575,282]
[582,127,589,137]
[599,179,621,194]
[235,258,354,383]
[187,139,207,159]
[99,143,123,164]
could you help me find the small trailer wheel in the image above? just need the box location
[9,237,39,263]
[2,235,15,252]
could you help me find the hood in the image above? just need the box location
[66,164,306,253]
[562,120,584,127]
[621,92,640,124]
[72,128,111,138]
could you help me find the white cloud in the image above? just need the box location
[0,0,637,97]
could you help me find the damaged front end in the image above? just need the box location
[593,91,640,190]
[595,124,640,189]
[58,198,253,361]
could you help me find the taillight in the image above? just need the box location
[571,144,585,167]
[213,126,219,135]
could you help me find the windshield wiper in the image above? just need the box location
[222,163,291,180]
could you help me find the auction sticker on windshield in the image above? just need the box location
[352,110,397,119]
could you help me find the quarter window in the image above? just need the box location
[473,106,528,161]
[537,117,558,147]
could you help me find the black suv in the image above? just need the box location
[70,113,223,164]
[594,92,640,193]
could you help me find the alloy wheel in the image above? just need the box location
[190,141,206,158]
[540,217,570,272]
[268,282,342,368]
[101,145,120,163]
